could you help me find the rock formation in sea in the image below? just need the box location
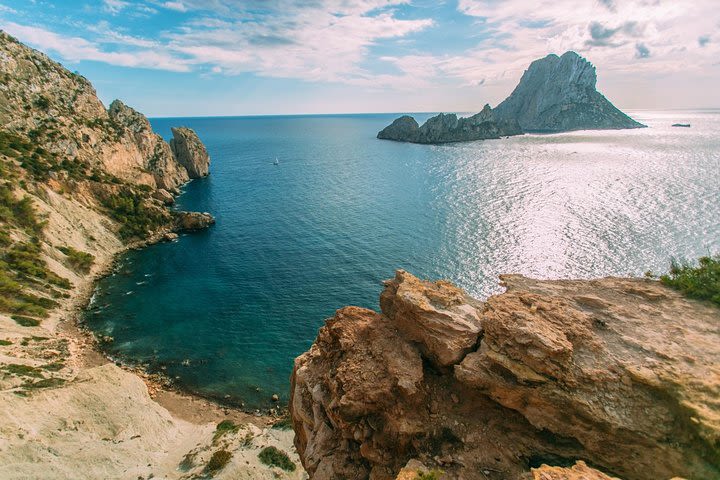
[377,51,644,143]
[170,127,211,178]
[493,51,645,132]
[377,105,522,144]
[290,270,720,480]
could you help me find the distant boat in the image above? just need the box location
[273,157,279,165]
[672,123,691,128]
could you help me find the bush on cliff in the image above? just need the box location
[661,255,720,306]
[258,446,296,472]
[100,188,167,240]
[58,246,94,273]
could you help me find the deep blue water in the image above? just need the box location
[85,111,720,408]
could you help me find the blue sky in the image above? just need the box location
[1,1,718,116]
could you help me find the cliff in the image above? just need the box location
[377,51,643,143]
[377,105,522,144]
[0,32,302,479]
[290,270,720,480]
[494,52,645,132]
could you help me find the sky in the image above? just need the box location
[0,0,718,116]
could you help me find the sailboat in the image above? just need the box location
[273,157,279,165]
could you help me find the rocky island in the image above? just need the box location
[291,270,719,480]
[0,32,301,479]
[378,51,645,144]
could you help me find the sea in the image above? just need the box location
[84,110,720,408]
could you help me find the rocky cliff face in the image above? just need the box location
[170,127,210,178]
[377,51,643,143]
[108,100,189,192]
[494,52,644,132]
[377,105,522,144]
[290,270,719,480]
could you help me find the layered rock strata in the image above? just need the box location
[291,270,720,480]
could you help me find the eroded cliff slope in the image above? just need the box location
[291,270,719,480]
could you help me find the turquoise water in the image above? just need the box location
[85,110,720,408]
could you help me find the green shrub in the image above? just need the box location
[4,363,43,377]
[11,315,40,327]
[22,377,65,389]
[213,419,239,442]
[58,246,94,273]
[0,339,12,346]
[416,470,444,480]
[100,188,167,239]
[271,417,293,431]
[204,450,232,475]
[258,446,296,472]
[660,255,720,305]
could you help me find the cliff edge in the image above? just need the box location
[290,270,719,480]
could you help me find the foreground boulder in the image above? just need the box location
[494,51,644,132]
[174,211,215,232]
[377,105,521,144]
[290,270,719,480]
[170,127,210,178]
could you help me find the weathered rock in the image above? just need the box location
[152,188,175,205]
[108,100,190,191]
[380,270,482,367]
[527,461,620,480]
[494,51,644,132]
[170,127,210,178]
[174,211,215,232]
[291,271,720,480]
[378,105,522,144]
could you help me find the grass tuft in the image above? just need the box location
[204,450,232,475]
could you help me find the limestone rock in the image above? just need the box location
[529,461,620,480]
[174,211,215,232]
[108,100,189,191]
[378,105,521,144]
[170,127,210,178]
[290,271,720,480]
[494,51,645,132]
[380,270,482,367]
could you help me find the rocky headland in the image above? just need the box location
[377,51,644,144]
[0,31,302,479]
[290,270,719,480]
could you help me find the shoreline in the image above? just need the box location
[54,228,285,429]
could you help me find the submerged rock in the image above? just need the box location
[170,127,210,179]
[377,105,522,144]
[494,51,645,132]
[290,271,720,480]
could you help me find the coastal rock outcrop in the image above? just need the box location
[170,127,210,178]
[290,270,720,480]
[108,100,189,191]
[494,51,644,132]
[174,211,215,231]
[377,105,522,144]
[377,51,643,143]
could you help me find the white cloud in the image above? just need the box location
[103,0,130,14]
[0,21,190,72]
[161,1,187,12]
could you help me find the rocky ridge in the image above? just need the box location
[170,126,210,178]
[377,51,643,143]
[290,270,719,480]
[377,105,522,144]
[494,52,644,132]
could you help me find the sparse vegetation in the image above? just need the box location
[258,446,296,472]
[11,315,41,327]
[660,255,720,306]
[0,339,12,346]
[22,377,65,389]
[213,419,239,442]
[100,188,168,239]
[204,450,232,475]
[58,246,94,273]
[416,469,444,480]
[178,451,197,472]
[4,363,43,377]
[271,417,293,431]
